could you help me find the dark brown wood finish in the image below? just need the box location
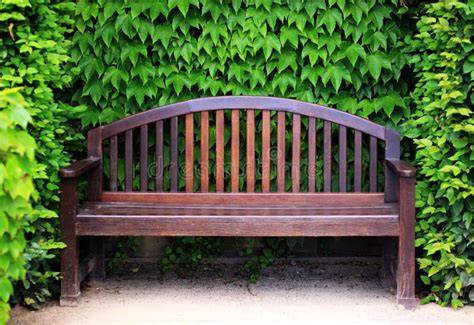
[396,174,417,308]
[80,201,399,215]
[277,111,286,192]
[125,129,133,192]
[100,96,387,140]
[87,128,102,200]
[85,128,105,289]
[307,117,316,192]
[200,112,209,192]
[185,114,194,192]
[59,96,416,308]
[76,215,399,237]
[109,136,118,191]
[384,129,401,202]
[102,192,386,206]
[370,136,377,192]
[155,121,163,191]
[262,110,271,193]
[59,157,101,178]
[170,117,178,192]
[292,114,301,192]
[323,121,332,192]
[354,130,362,192]
[216,110,224,192]
[60,177,80,306]
[140,125,148,192]
[231,110,240,192]
[246,110,255,192]
[339,126,347,192]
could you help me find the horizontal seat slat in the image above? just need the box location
[79,202,398,216]
[76,214,399,237]
[101,192,386,206]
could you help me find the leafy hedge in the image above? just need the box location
[73,0,410,127]
[403,0,473,308]
[0,89,35,324]
[0,0,81,309]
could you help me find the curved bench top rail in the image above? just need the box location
[98,96,390,140]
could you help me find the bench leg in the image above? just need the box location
[381,238,396,288]
[60,235,80,306]
[89,236,105,280]
[60,177,81,306]
[396,177,417,309]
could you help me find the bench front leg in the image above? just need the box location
[59,157,101,306]
[60,177,80,306]
[385,159,417,308]
[397,175,417,309]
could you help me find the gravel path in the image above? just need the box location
[9,259,473,324]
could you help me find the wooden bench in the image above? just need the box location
[59,96,416,308]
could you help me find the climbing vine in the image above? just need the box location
[0,89,36,324]
[0,0,82,309]
[403,0,473,308]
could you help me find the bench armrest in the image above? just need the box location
[59,157,101,178]
[385,159,416,178]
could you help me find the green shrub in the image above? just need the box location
[0,0,82,309]
[403,0,474,308]
[0,88,36,324]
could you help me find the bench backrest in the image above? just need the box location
[87,96,400,205]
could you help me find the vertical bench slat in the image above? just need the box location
[292,114,301,192]
[277,111,286,192]
[370,136,378,192]
[109,135,118,191]
[155,121,163,192]
[354,130,362,192]
[231,110,240,192]
[216,110,225,192]
[323,121,331,192]
[200,112,209,192]
[246,110,255,192]
[262,110,271,192]
[185,114,194,192]
[307,117,316,192]
[125,129,133,192]
[170,117,178,192]
[140,125,148,192]
[339,126,347,192]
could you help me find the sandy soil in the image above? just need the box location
[9,259,474,324]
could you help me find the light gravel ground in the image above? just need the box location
[9,259,474,324]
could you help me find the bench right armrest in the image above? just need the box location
[59,157,101,178]
[385,159,416,178]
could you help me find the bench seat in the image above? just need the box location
[76,202,399,237]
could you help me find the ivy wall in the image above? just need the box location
[403,0,473,307]
[0,89,35,324]
[0,0,81,311]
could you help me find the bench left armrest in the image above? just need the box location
[385,159,416,178]
[59,157,101,178]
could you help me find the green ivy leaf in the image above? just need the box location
[322,63,351,92]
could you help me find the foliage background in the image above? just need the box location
[0,89,35,324]
[403,0,473,307]
[0,0,472,317]
[0,0,82,311]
